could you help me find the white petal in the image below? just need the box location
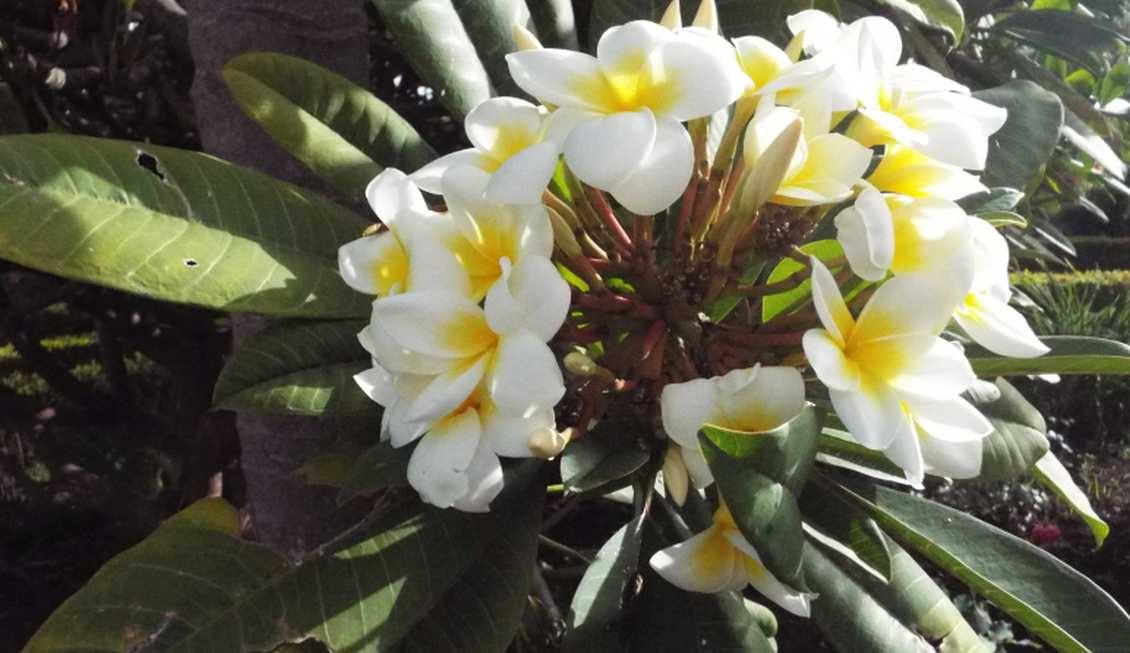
[809,258,854,345]
[483,404,554,458]
[733,36,791,89]
[719,366,806,432]
[489,331,565,416]
[968,218,1011,293]
[564,110,657,191]
[649,526,741,593]
[485,141,560,205]
[366,168,427,223]
[888,338,976,399]
[881,423,925,487]
[387,398,430,448]
[919,430,985,480]
[869,146,988,200]
[354,365,399,407]
[787,10,842,56]
[839,16,902,104]
[829,377,912,450]
[451,438,505,512]
[723,530,814,617]
[955,293,1050,358]
[371,291,493,360]
[835,188,894,281]
[358,318,453,376]
[646,30,749,121]
[906,396,993,443]
[410,149,488,194]
[407,410,482,509]
[853,272,965,340]
[543,107,602,148]
[400,227,472,296]
[608,116,694,214]
[598,20,670,74]
[403,355,489,424]
[803,329,862,392]
[904,93,1007,170]
[464,96,544,155]
[485,255,570,341]
[682,445,715,488]
[660,377,721,448]
[337,231,404,296]
[506,49,617,112]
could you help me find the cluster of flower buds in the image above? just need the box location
[338,0,1049,615]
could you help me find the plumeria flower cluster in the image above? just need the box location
[338,0,1049,619]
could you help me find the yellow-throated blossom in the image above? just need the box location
[506,18,749,214]
[650,503,815,616]
[867,145,988,200]
[802,259,993,485]
[660,365,805,494]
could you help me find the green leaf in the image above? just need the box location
[831,475,1130,653]
[223,52,436,198]
[700,403,823,495]
[632,519,777,653]
[564,514,645,653]
[296,451,360,488]
[212,319,372,416]
[992,10,1127,72]
[528,0,580,50]
[0,134,370,318]
[25,473,542,653]
[1033,451,1110,548]
[338,441,415,503]
[974,378,1049,481]
[956,187,1024,214]
[973,80,1064,190]
[369,0,492,119]
[967,335,1130,376]
[980,210,1028,228]
[452,1,527,98]
[816,428,911,485]
[762,239,844,323]
[876,0,965,43]
[561,436,650,494]
[800,480,894,581]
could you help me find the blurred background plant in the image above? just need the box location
[0,0,1127,651]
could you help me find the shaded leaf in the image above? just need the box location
[453,0,528,98]
[877,0,965,42]
[800,480,893,581]
[224,52,436,198]
[980,210,1027,228]
[974,80,1064,190]
[561,437,650,494]
[213,319,373,416]
[338,441,415,504]
[0,134,370,317]
[973,378,1049,481]
[369,0,492,119]
[529,0,580,49]
[831,475,1130,653]
[957,187,1024,214]
[762,239,845,323]
[1033,451,1110,548]
[817,428,912,485]
[563,514,646,653]
[700,403,823,495]
[967,335,1130,376]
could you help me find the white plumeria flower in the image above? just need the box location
[506,19,749,214]
[338,169,465,297]
[826,16,1006,170]
[650,503,815,616]
[731,36,855,112]
[440,166,554,299]
[802,259,993,485]
[868,145,988,200]
[954,219,1050,358]
[741,100,872,206]
[412,97,562,205]
[834,187,974,282]
[357,255,569,510]
[660,364,805,491]
[786,10,844,57]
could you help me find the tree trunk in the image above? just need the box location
[186,0,370,557]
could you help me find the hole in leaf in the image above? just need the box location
[183,258,198,268]
[136,151,166,182]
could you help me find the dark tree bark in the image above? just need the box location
[186,0,370,557]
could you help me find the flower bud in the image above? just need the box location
[692,0,719,33]
[662,446,690,506]
[564,351,598,377]
[547,206,584,260]
[660,0,682,30]
[529,427,571,458]
[737,117,802,216]
[511,22,542,51]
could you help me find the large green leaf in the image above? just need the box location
[877,0,965,43]
[1033,451,1110,548]
[762,240,846,323]
[816,428,911,485]
[370,0,492,119]
[453,1,528,98]
[973,80,1064,190]
[831,476,1130,653]
[213,319,372,416]
[224,52,436,198]
[564,514,646,653]
[974,378,1049,481]
[800,480,894,581]
[25,476,541,653]
[560,436,650,494]
[338,441,415,503]
[967,336,1130,376]
[528,0,579,49]
[992,10,1127,73]
[701,404,823,495]
[0,134,370,317]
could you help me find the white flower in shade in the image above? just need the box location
[506,19,749,214]
[355,255,570,510]
[660,365,805,491]
[826,16,1006,170]
[834,187,974,282]
[337,169,464,297]
[953,219,1050,358]
[411,97,562,205]
[740,100,872,207]
[439,166,554,299]
[802,259,993,485]
[867,146,987,201]
[649,503,815,616]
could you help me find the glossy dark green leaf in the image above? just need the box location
[224,52,436,198]
[974,80,1064,190]
[967,335,1130,376]
[762,239,845,323]
[831,476,1130,653]
[213,319,373,416]
[816,428,910,485]
[993,10,1127,73]
[338,441,415,504]
[0,134,370,317]
[876,0,965,42]
[800,480,893,581]
[560,436,650,494]
[528,0,579,49]
[563,514,646,653]
[1034,451,1110,547]
[700,404,823,495]
[957,187,1024,214]
[973,378,1049,481]
[453,1,528,98]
